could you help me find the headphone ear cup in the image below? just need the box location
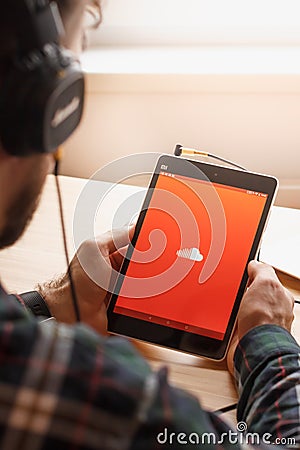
[0,48,85,156]
[46,54,85,153]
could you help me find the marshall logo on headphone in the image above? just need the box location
[51,96,81,128]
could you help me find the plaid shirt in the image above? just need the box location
[0,284,299,449]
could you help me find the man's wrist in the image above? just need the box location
[20,290,52,318]
[238,315,292,343]
[36,276,74,323]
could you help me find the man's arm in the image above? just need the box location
[33,241,300,448]
[230,262,299,445]
[235,325,300,444]
[1,258,299,448]
[9,225,299,449]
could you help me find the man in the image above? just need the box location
[0,1,299,449]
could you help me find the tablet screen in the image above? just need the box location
[108,155,277,359]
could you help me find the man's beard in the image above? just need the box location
[0,183,42,250]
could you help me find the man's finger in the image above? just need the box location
[247,260,278,285]
[96,226,135,256]
[110,246,129,271]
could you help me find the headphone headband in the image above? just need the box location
[14,1,63,54]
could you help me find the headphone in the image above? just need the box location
[0,0,85,156]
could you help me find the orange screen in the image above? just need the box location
[114,173,267,340]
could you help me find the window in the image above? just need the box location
[90,0,300,46]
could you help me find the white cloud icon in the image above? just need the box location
[176,247,204,262]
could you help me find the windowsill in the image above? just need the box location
[81,45,300,93]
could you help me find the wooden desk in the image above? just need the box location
[0,175,300,424]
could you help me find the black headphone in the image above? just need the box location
[0,0,85,156]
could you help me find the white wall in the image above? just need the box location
[62,69,300,208]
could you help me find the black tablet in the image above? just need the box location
[107,155,278,360]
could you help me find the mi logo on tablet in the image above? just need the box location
[176,247,204,262]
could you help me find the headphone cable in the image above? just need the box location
[214,402,237,415]
[54,149,81,322]
[174,144,247,171]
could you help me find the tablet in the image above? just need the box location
[107,155,278,360]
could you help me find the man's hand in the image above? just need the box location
[227,261,294,375]
[37,227,134,334]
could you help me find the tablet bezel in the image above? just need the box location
[107,154,278,360]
